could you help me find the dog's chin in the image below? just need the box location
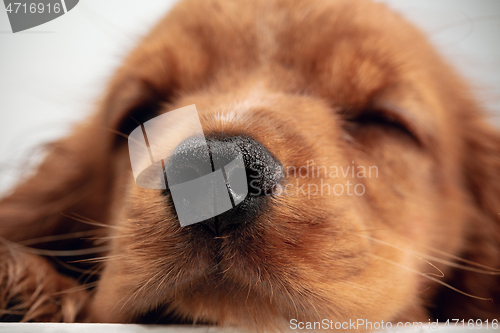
[117,197,366,327]
[129,229,281,326]
[135,277,268,325]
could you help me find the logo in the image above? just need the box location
[3,0,79,33]
[128,105,248,227]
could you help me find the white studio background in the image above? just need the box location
[0,0,499,196]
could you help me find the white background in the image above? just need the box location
[0,0,499,195]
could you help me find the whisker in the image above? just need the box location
[0,237,111,257]
[19,229,107,246]
[91,233,129,247]
[67,255,124,264]
[53,281,100,295]
[418,244,500,273]
[79,263,105,286]
[416,253,500,276]
[358,234,500,275]
[357,234,444,277]
[52,256,98,274]
[23,246,111,257]
[61,213,121,230]
[368,253,493,301]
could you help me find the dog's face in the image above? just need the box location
[1,0,499,329]
[84,0,497,327]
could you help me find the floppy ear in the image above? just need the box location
[0,103,127,243]
[432,117,500,320]
[0,57,179,243]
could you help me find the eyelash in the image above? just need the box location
[342,108,419,144]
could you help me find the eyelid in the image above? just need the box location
[341,100,429,148]
[370,100,427,147]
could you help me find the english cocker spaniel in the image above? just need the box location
[1,0,499,330]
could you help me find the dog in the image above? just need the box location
[1,0,499,330]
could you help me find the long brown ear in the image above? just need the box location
[0,68,172,244]
[0,112,120,243]
[0,7,174,244]
[432,118,500,320]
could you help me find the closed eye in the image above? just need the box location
[342,105,422,146]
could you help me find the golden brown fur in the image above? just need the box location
[1,0,499,330]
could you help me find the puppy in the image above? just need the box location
[1,0,499,330]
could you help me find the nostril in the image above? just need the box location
[235,139,284,197]
[223,162,248,203]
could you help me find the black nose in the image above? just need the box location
[165,135,283,234]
